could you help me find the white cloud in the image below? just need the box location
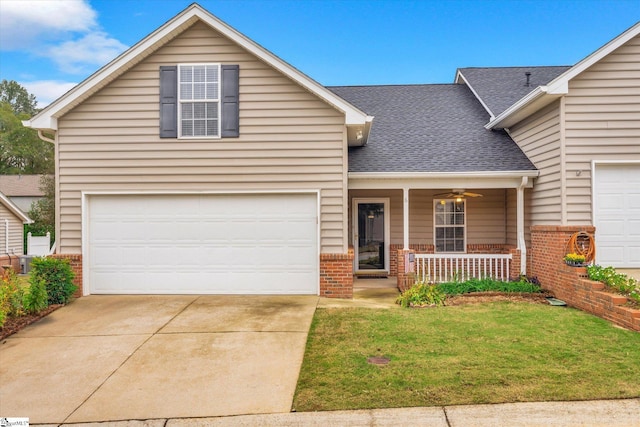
[48,32,128,74]
[0,0,128,77]
[21,80,78,108]
[0,0,97,50]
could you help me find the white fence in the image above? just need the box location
[27,232,52,256]
[415,253,512,283]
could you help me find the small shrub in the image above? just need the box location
[587,265,640,305]
[396,281,446,307]
[1,269,25,327]
[23,276,49,314]
[438,277,542,295]
[31,257,76,305]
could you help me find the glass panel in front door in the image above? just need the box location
[357,203,385,270]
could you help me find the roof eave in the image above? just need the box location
[0,192,33,224]
[25,4,369,132]
[485,86,566,129]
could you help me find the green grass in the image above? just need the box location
[293,303,640,411]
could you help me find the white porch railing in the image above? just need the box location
[415,253,512,283]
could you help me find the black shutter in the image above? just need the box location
[221,64,239,137]
[159,66,177,138]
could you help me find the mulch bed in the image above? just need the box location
[445,292,552,306]
[1,304,63,341]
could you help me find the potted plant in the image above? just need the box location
[564,252,586,266]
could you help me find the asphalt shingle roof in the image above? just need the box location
[0,175,47,196]
[457,66,571,117]
[329,84,537,173]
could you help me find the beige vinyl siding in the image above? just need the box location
[349,189,507,247]
[56,21,348,254]
[564,33,640,224]
[0,204,25,256]
[509,101,562,225]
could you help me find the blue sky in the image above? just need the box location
[1,0,639,107]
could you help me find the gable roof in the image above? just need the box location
[23,3,371,142]
[484,21,640,129]
[456,66,571,118]
[0,191,33,224]
[329,84,537,174]
[0,175,47,197]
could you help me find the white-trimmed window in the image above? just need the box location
[434,199,466,252]
[178,64,220,138]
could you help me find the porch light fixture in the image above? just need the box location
[456,196,463,203]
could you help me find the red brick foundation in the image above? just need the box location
[531,225,639,332]
[0,255,20,274]
[50,254,83,298]
[319,249,354,298]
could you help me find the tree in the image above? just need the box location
[26,175,55,244]
[0,81,53,174]
[0,79,38,116]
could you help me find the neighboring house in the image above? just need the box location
[0,191,32,272]
[23,4,640,297]
[0,175,48,215]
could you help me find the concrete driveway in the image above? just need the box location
[0,294,318,424]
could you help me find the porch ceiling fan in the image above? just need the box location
[434,189,483,199]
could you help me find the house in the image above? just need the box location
[23,4,640,297]
[0,174,48,215]
[0,191,32,272]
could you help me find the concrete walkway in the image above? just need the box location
[0,295,318,424]
[85,399,639,426]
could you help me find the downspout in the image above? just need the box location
[38,130,56,144]
[517,176,528,275]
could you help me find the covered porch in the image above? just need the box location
[348,172,535,289]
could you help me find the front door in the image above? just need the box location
[353,199,389,272]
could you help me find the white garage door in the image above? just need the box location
[593,164,640,267]
[87,193,318,294]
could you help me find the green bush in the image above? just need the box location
[396,281,446,308]
[22,276,48,314]
[438,277,542,295]
[1,269,25,327]
[31,257,76,305]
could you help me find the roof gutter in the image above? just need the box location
[349,170,539,180]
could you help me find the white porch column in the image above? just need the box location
[403,187,410,250]
[517,177,528,274]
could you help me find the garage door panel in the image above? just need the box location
[594,164,640,267]
[88,194,318,294]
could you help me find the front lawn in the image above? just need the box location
[293,303,640,411]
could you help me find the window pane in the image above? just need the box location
[193,103,206,119]
[206,82,218,99]
[181,120,193,136]
[193,82,206,100]
[180,83,192,100]
[193,65,206,82]
[206,102,218,118]
[194,120,206,136]
[181,103,193,119]
[207,119,218,136]
[180,66,192,82]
